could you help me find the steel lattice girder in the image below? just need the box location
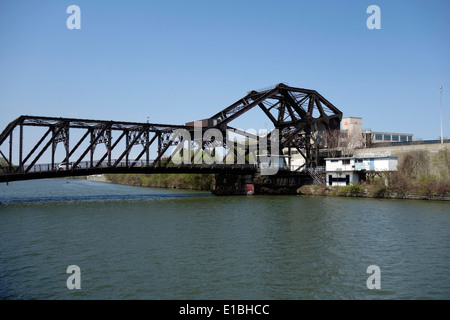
[0,84,342,177]
[0,116,190,174]
[209,83,342,130]
[207,83,343,167]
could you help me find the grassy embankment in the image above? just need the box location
[0,154,214,190]
[104,147,252,191]
[105,173,214,190]
[299,150,450,200]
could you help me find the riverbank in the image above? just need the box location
[298,149,450,201]
[92,173,450,200]
[86,174,109,183]
[104,173,214,191]
[297,185,450,201]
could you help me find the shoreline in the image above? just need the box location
[87,174,212,191]
[85,175,450,201]
[297,185,450,201]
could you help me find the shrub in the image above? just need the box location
[389,171,413,195]
[338,184,364,197]
[371,186,387,198]
[399,151,429,180]
[433,180,450,196]
[105,173,214,190]
[432,149,450,179]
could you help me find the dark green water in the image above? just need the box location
[0,179,449,299]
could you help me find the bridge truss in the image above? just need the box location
[0,83,342,182]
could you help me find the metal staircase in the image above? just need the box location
[306,167,326,185]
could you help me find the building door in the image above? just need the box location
[328,175,333,186]
[345,175,350,185]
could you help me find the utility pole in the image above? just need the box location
[440,85,443,144]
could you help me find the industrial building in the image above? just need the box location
[341,117,414,147]
[282,116,412,172]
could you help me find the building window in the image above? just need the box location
[375,134,383,141]
[356,159,363,163]
[407,136,412,141]
[342,159,351,165]
[392,135,399,141]
[400,135,407,142]
[384,134,391,141]
[331,160,339,163]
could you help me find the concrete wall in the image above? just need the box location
[354,143,449,176]
[342,117,363,133]
[354,142,449,158]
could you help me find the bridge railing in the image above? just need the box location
[368,139,450,148]
[1,157,320,178]
[17,159,259,174]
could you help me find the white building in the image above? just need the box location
[325,156,398,186]
[281,148,307,171]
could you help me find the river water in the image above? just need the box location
[0,179,449,300]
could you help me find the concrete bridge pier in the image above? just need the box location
[212,172,314,195]
[253,173,313,195]
[212,174,255,196]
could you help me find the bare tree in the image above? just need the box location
[399,151,429,179]
[323,128,365,159]
[340,129,364,157]
[324,129,341,158]
[343,130,364,157]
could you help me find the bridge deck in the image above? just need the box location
[0,160,262,183]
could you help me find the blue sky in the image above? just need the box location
[0,0,449,140]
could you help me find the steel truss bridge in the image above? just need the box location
[0,83,342,183]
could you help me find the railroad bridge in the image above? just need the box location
[0,83,342,194]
